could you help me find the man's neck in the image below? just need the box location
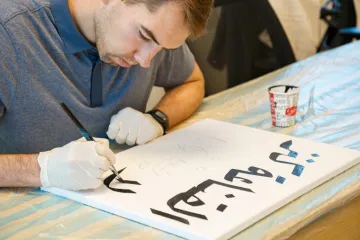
[68,0,102,44]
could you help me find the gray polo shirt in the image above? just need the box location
[0,0,195,153]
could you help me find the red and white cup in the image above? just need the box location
[268,85,299,127]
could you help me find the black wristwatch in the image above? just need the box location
[147,109,169,133]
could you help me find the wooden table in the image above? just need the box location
[1,41,360,239]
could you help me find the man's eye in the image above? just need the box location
[138,30,150,41]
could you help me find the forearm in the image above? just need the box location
[0,154,41,187]
[155,64,205,128]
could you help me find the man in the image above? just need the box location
[0,0,213,190]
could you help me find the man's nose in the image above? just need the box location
[134,43,162,68]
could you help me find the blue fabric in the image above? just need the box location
[50,0,93,54]
[51,0,103,106]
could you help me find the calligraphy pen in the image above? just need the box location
[60,102,121,180]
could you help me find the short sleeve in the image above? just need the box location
[155,43,195,90]
[0,24,19,118]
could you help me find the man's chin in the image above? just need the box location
[101,59,129,68]
[100,53,136,68]
[118,58,132,68]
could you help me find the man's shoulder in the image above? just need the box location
[0,0,50,24]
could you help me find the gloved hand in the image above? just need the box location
[38,138,116,191]
[106,107,164,146]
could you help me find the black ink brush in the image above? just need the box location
[60,102,121,180]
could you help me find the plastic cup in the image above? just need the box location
[268,85,299,127]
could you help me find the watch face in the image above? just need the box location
[155,111,167,121]
[150,110,168,131]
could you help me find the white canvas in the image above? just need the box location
[44,119,360,240]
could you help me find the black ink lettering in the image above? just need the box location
[269,141,304,177]
[104,168,141,193]
[150,208,190,225]
[225,194,235,198]
[225,166,273,183]
[166,179,254,221]
[217,204,227,212]
[280,140,298,158]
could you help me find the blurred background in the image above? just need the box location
[146,0,360,111]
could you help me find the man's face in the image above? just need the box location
[94,0,189,68]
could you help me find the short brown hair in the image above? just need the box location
[123,0,213,37]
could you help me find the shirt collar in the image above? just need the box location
[50,0,94,54]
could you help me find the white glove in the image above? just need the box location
[106,107,164,146]
[38,138,116,191]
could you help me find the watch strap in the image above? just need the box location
[147,109,169,133]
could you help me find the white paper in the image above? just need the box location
[44,119,360,240]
